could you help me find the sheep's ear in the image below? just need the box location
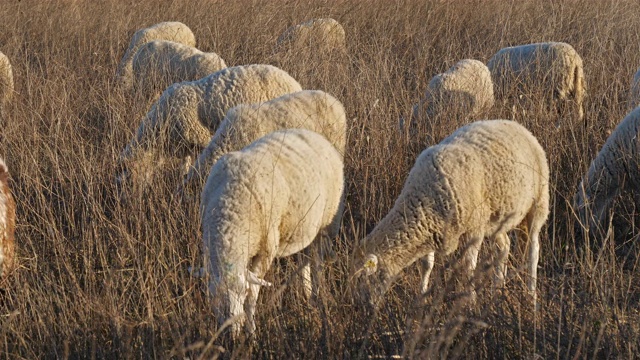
[363,254,378,276]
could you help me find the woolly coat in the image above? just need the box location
[180,90,347,197]
[356,120,549,300]
[487,42,586,119]
[575,106,640,234]
[201,129,344,337]
[115,21,196,90]
[132,40,226,100]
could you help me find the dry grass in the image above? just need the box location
[1,0,640,358]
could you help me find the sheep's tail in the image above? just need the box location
[572,58,586,119]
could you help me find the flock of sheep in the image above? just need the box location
[0,17,638,343]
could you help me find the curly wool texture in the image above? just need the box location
[487,42,586,119]
[0,158,16,280]
[180,90,347,198]
[115,21,196,90]
[119,64,302,183]
[575,107,640,235]
[0,52,14,108]
[201,129,344,337]
[356,120,549,301]
[408,59,494,129]
[132,40,226,100]
[275,18,346,53]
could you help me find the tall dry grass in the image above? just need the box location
[0,0,640,358]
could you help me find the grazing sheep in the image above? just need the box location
[403,59,494,133]
[275,18,346,54]
[118,64,302,188]
[179,90,347,199]
[115,21,196,90]
[629,67,640,109]
[487,42,585,120]
[0,52,14,109]
[575,106,640,238]
[0,159,16,280]
[354,120,549,307]
[202,129,344,338]
[132,40,226,101]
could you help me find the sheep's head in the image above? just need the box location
[363,254,378,276]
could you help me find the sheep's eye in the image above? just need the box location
[364,259,376,270]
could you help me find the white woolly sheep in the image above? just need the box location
[629,67,640,109]
[403,59,495,132]
[132,40,227,101]
[575,106,640,237]
[118,64,302,188]
[354,120,549,307]
[115,21,196,90]
[202,128,344,338]
[275,18,346,54]
[487,42,585,119]
[0,52,14,109]
[0,158,16,280]
[179,89,347,199]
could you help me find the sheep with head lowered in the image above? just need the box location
[402,59,494,134]
[487,42,585,120]
[275,18,346,54]
[117,64,302,190]
[179,90,347,200]
[201,129,344,338]
[132,40,226,102]
[575,106,640,240]
[354,120,549,308]
[115,21,196,90]
[0,52,14,111]
[0,158,16,280]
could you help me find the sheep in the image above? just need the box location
[117,64,302,189]
[402,59,494,133]
[201,128,344,338]
[0,158,16,280]
[354,120,549,308]
[115,21,196,90]
[132,40,226,101]
[487,42,585,120]
[179,90,347,200]
[275,18,346,54]
[575,106,640,239]
[0,51,14,109]
[629,67,640,109]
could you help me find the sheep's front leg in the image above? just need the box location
[420,251,435,294]
[461,235,483,302]
[494,232,510,288]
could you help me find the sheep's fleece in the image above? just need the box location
[0,52,13,107]
[356,119,549,303]
[180,89,347,198]
[487,42,585,119]
[115,21,196,89]
[275,18,346,53]
[201,128,344,337]
[575,106,640,235]
[120,64,302,168]
[408,59,494,128]
[132,40,226,99]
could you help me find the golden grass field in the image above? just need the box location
[1,0,640,358]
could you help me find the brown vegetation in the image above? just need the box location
[0,0,639,358]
